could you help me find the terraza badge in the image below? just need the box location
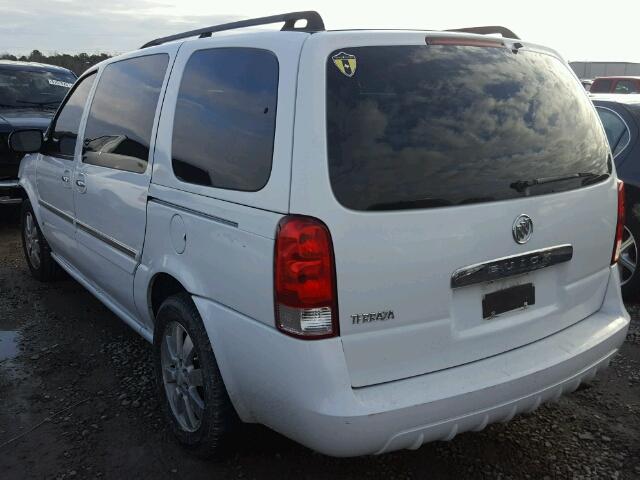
[352,310,395,324]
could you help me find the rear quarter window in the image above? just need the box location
[171,48,279,192]
[326,44,610,211]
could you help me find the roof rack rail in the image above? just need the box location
[141,11,325,49]
[445,26,520,40]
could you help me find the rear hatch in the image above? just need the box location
[291,33,616,388]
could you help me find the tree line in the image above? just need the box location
[0,50,112,76]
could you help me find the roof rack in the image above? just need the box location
[141,11,325,49]
[446,26,520,40]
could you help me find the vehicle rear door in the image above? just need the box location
[36,72,96,261]
[292,32,616,388]
[71,47,176,318]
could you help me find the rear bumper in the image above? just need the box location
[194,266,629,457]
[0,179,22,204]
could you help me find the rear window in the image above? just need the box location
[326,45,610,211]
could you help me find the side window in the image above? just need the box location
[590,79,612,93]
[596,107,631,157]
[614,80,639,94]
[45,72,96,159]
[171,48,278,191]
[82,54,168,174]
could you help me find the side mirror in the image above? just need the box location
[8,129,43,154]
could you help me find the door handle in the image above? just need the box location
[75,173,87,193]
[62,170,71,183]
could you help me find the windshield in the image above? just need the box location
[0,68,76,110]
[326,44,610,211]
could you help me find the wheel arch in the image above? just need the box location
[18,167,43,226]
[142,268,254,422]
[147,271,189,321]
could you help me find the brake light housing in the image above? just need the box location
[425,37,505,48]
[612,180,625,265]
[274,216,339,339]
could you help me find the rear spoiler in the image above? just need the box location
[446,26,520,40]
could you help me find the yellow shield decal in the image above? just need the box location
[332,52,357,78]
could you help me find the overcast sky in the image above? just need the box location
[1,0,639,62]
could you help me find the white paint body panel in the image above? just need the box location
[137,183,282,330]
[35,154,76,257]
[16,29,630,457]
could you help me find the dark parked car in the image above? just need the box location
[590,76,640,94]
[593,95,640,297]
[0,60,76,205]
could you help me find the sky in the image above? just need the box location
[1,0,639,62]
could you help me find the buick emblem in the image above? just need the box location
[512,214,533,244]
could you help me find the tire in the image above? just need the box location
[153,293,238,458]
[21,199,58,282]
[620,212,640,300]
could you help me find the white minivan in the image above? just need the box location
[9,11,630,458]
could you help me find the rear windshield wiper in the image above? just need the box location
[510,172,609,193]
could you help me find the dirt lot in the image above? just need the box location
[0,206,639,480]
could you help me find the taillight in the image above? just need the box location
[274,216,338,339]
[612,180,626,265]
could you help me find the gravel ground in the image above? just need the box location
[0,206,639,480]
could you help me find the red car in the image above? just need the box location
[590,76,640,94]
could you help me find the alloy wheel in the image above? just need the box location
[24,212,41,270]
[160,321,205,432]
[619,225,637,286]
